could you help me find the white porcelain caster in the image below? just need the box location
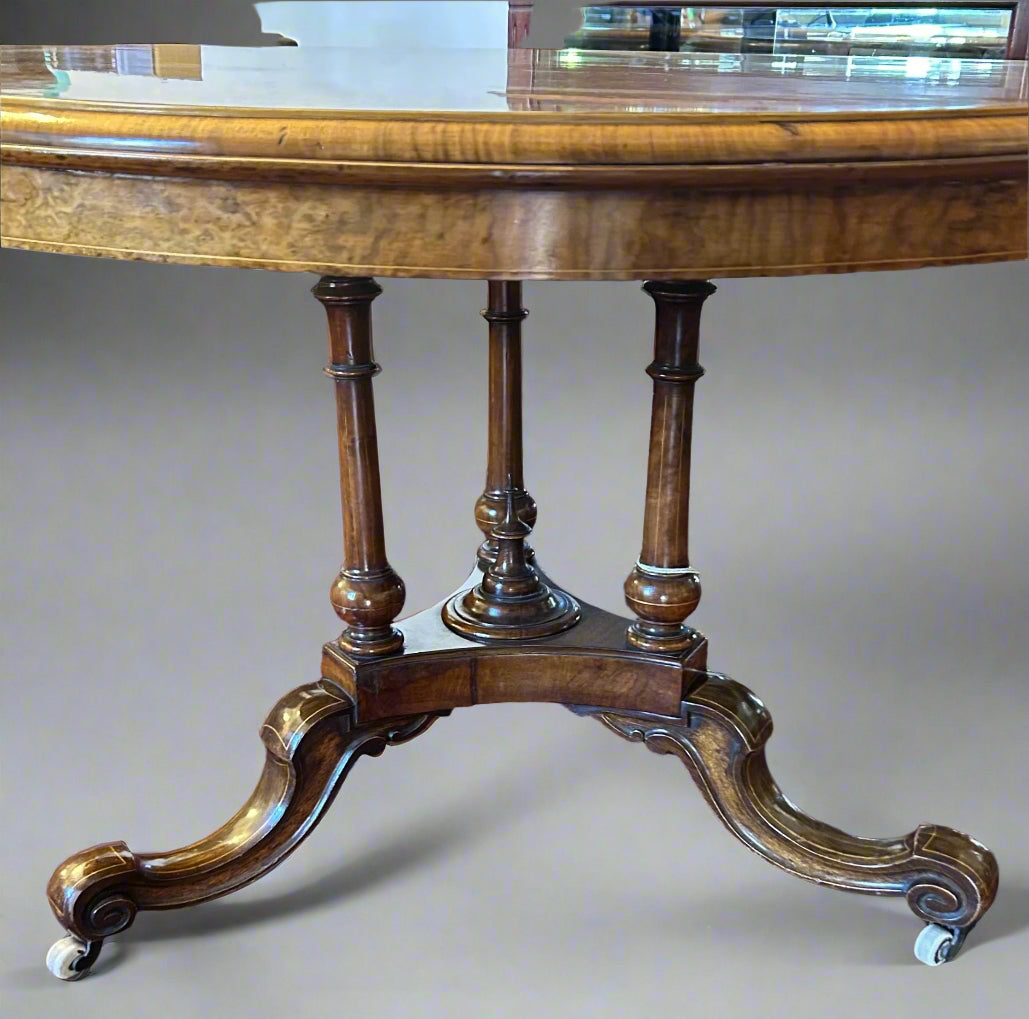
[46,934,102,981]
[914,923,958,966]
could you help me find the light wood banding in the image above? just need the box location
[2,45,1025,280]
[3,164,1025,280]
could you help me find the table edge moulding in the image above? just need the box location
[2,46,1026,279]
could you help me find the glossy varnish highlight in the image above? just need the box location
[1,44,1026,280]
[1,35,1013,978]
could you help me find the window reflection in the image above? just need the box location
[567,5,1014,60]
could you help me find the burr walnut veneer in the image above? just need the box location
[1,42,1025,979]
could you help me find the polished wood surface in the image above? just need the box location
[3,44,1025,112]
[451,286,581,640]
[442,487,582,641]
[576,672,999,962]
[12,32,1010,980]
[625,281,713,653]
[40,272,1003,976]
[2,45,1026,279]
[314,277,406,656]
[6,164,1023,280]
[474,282,536,562]
[48,680,441,945]
[327,571,706,721]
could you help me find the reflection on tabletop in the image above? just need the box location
[1,43,1026,115]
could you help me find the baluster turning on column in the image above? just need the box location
[442,281,580,641]
[473,281,537,567]
[313,276,405,657]
[625,280,716,653]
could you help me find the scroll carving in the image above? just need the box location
[47,680,439,944]
[580,673,998,941]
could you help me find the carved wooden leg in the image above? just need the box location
[314,276,405,657]
[624,280,715,654]
[45,680,439,979]
[575,672,998,965]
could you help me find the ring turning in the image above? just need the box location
[443,483,580,641]
[635,561,700,577]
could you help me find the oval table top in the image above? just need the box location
[1,44,1027,280]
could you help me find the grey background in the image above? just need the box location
[2,3,1027,1017]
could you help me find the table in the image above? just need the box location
[2,42,1026,980]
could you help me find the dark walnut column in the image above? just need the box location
[443,281,579,641]
[473,281,537,567]
[625,280,716,653]
[313,276,405,656]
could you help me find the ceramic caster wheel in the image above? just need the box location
[914,923,959,966]
[46,935,102,981]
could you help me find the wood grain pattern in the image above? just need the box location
[314,276,405,656]
[21,39,1011,975]
[453,290,581,640]
[4,102,1025,173]
[2,45,1025,280]
[47,680,439,944]
[625,282,713,652]
[579,672,999,952]
[474,282,536,563]
[442,484,582,641]
[324,578,708,721]
[3,164,1024,280]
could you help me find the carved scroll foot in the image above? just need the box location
[576,672,998,965]
[45,679,440,980]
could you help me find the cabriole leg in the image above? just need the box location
[45,681,440,979]
[575,672,998,966]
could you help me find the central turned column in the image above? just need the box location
[474,281,537,567]
[442,281,579,641]
[313,276,405,657]
[625,280,716,653]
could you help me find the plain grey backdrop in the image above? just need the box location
[2,2,1028,1017]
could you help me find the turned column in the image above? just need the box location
[625,280,716,653]
[442,281,579,641]
[474,281,537,567]
[313,276,405,656]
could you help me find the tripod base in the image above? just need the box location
[45,595,997,978]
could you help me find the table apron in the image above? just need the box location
[2,163,1025,279]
